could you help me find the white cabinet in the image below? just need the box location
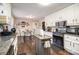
[64,40,71,50]
[67,4,79,25]
[66,4,79,26]
[73,43,79,53]
[65,5,74,26]
[73,4,79,25]
[64,34,79,54]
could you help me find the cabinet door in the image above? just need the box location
[74,4,79,25]
[64,40,71,50]
[71,36,76,42]
[66,5,74,26]
[73,43,79,54]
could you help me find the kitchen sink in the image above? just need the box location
[0,32,12,36]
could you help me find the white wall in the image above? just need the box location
[0,3,11,17]
[5,3,14,31]
[4,3,11,17]
[44,4,76,26]
[0,3,14,31]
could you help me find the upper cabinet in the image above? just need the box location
[0,3,11,17]
[44,4,79,26]
[54,4,75,26]
[65,5,74,26]
[73,4,79,25]
[67,4,79,26]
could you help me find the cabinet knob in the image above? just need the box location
[73,43,74,47]
[70,42,71,46]
[76,39,78,41]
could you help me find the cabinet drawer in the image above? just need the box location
[64,34,77,41]
[64,35,72,41]
[64,35,70,40]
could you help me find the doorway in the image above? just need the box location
[42,21,45,31]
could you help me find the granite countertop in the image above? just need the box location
[0,35,15,55]
[34,34,52,40]
[64,33,79,37]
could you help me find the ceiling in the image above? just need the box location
[11,3,73,18]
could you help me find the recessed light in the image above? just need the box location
[39,3,51,6]
[26,15,35,18]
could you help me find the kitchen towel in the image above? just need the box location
[44,40,51,48]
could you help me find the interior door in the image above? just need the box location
[42,21,45,31]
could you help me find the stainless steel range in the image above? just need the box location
[53,28,66,49]
[53,21,67,49]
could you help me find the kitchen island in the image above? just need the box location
[33,34,52,55]
[16,32,52,55]
[0,35,16,55]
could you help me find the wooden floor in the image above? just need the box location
[17,36,71,55]
[17,38,36,55]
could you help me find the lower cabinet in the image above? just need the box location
[64,40,79,54]
[64,34,79,54]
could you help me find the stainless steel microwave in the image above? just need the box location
[57,27,66,33]
[66,27,79,34]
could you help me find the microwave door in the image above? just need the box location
[67,29,75,33]
[71,29,77,34]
